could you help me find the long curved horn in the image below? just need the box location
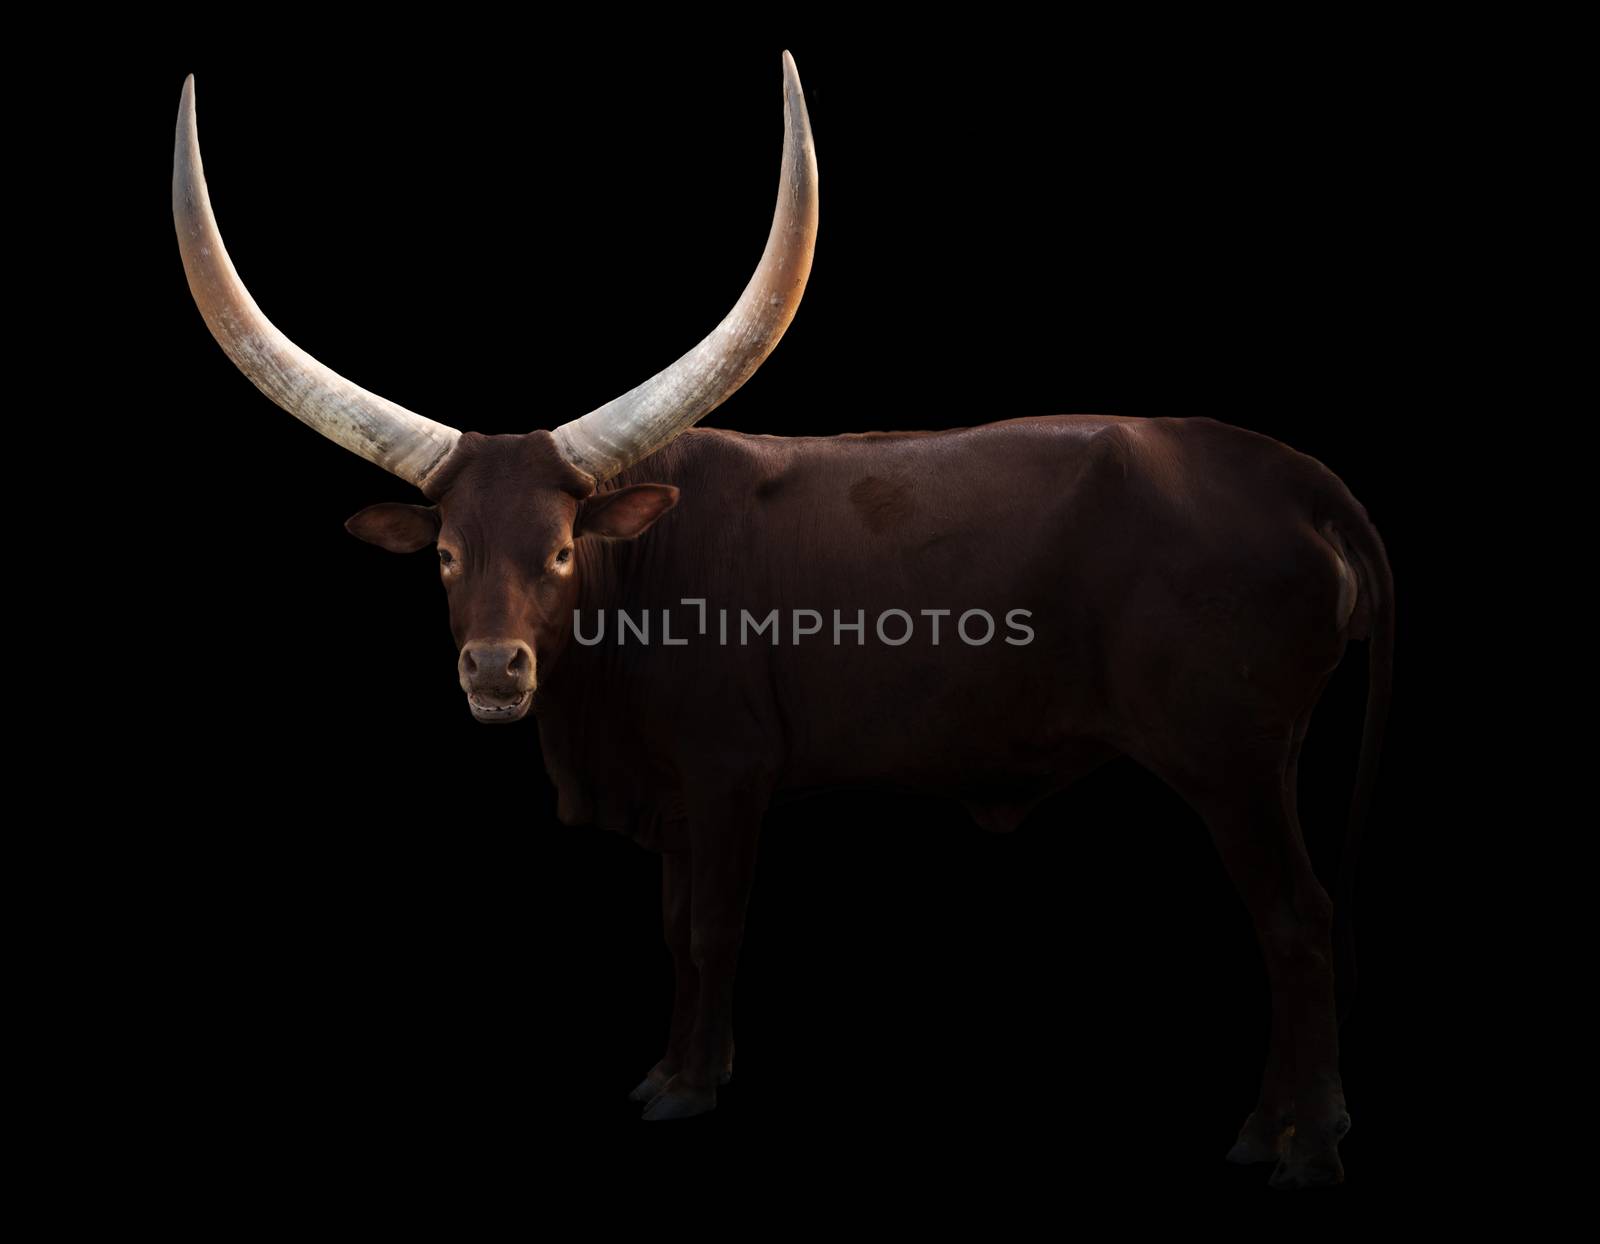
[551,50,819,482]
[173,76,461,489]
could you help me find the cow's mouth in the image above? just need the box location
[467,690,533,724]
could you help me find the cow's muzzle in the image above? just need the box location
[458,639,536,724]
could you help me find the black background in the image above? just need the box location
[104,23,1452,1200]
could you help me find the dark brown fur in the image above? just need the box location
[347,414,1393,1185]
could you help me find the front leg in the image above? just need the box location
[629,851,727,1102]
[642,782,765,1121]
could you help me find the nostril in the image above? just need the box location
[463,650,479,677]
[508,647,530,677]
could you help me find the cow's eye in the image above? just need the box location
[555,547,572,565]
[438,549,454,566]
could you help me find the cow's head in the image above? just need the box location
[343,432,678,722]
[174,54,816,724]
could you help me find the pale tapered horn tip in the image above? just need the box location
[781,51,803,103]
[176,75,196,154]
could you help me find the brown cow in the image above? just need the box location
[173,54,1392,1189]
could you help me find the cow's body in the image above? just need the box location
[514,414,1390,1186]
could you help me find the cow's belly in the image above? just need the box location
[772,630,1114,799]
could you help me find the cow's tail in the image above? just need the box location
[1325,491,1394,1031]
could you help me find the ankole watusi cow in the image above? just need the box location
[173,53,1393,1188]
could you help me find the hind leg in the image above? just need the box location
[1225,711,1318,1165]
[1159,737,1349,1189]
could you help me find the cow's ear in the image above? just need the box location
[575,484,679,539]
[345,503,441,553]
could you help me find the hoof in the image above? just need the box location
[1268,1112,1351,1190]
[640,1076,716,1121]
[628,1061,730,1101]
[1269,1151,1345,1190]
[628,1067,673,1103]
[1226,1112,1294,1165]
